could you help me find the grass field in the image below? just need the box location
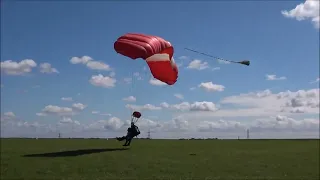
[1,138,319,180]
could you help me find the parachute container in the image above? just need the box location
[114,33,178,85]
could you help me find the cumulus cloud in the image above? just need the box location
[160,101,218,112]
[61,97,73,101]
[86,117,124,131]
[4,112,15,118]
[250,115,319,132]
[109,71,116,77]
[90,74,116,88]
[149,78,167,86]
[91,111,112,116]
[217,59,231,64]
[70,56,111,71]
[103,117,123,130]
[126,104,162,111]
[266,74,287,81]
[1,112,16,122]
[219,88,319,116]
[123,96,137,102]
[40,105,74,116]
[198,82,225,92]
[39,63,59,74]
[72,103,87,111]
[59,117,80,126]
[174,93,184,100]
[198,119,245,132]
[212,67,220,71]
[281,0,320,29]
[178,56,189,60]
[123,77,132,84]
[36,112,47,117]
[1,59,37,75]
[310,77,320,84]
[187,59,209,70]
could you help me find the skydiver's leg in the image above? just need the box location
[127,137,133,146]
[123,135,132,146]
[117,136,126,141]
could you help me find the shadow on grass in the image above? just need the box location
[22,148,129,157]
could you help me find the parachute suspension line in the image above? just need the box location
[184,48,250,66]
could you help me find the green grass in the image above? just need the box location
[1,138,319,180]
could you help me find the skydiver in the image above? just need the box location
[116,122,140,146]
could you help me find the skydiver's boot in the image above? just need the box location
[123,140,129,146]
[117,136,126,141]
[127,139,132,146]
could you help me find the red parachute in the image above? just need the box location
[114,33,178,85]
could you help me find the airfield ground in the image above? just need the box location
[0,138,319,180]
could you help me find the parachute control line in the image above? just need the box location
[184,48,250,66]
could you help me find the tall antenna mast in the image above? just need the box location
[247,129,250,139]
[147,129,151,139]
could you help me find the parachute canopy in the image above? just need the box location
[132,111,141,118]
[114,33,178,85]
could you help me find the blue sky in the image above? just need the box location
[1,1,319,139]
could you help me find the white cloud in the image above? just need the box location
[61,97,73,101]
[126,104,162,111]
[59,117,73,124]
[123,96,137,102]
[70,56,92,64]
[70,56,111,71]
[250,115,319,132]
[4,112,15,118]
[40,105,74,116]
[190,88,320,118]
[92,111,99,114]
[174,93,184,100]
[109,71,116,77]
[86,117,124,131]
[104,117,123,130]
[1,112,16,122]
[149,78,166,86]
[198,82,225,92]
[86,61,111,71]
[178,56,189,60]
[212,67,220,71]
[39,63,59,74]
[160,101,218,112]
[198,119,245,132]
[217,59,231,64]
[266,74,287,81]
[59,117,80,126]
[281,0,320,29]
[72,103,87,111]
[123,77,132,84]
[90,74,116,88]
[36,112,47,117]
[187,59,209,70]
[310,77,320,84]
[1,59,37,75]
[100,113,112,116]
